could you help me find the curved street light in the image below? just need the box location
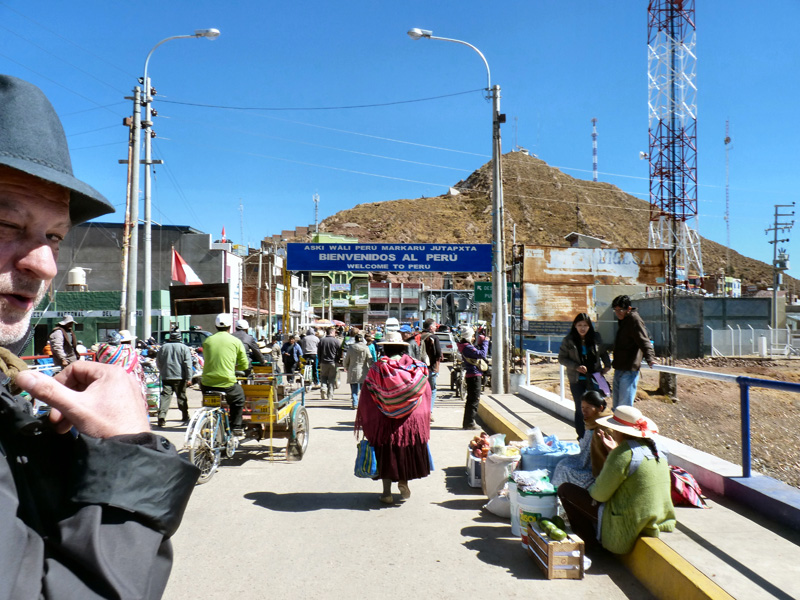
[407,27,508,394]
[125,29,220,341]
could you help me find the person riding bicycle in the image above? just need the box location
[232,319,265,371]
[201,313,249,436]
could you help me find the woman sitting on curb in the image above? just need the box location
[557,405,675,554]
[551,391,614,489]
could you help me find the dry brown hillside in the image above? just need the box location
[317,152,796,289]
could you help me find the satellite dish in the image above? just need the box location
[639,151,648,160]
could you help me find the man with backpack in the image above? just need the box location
[419,319,442,419]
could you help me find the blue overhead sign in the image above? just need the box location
[286,243,492,273]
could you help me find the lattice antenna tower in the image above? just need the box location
[591,118,598,182]
[647,0,703,287]
[313,193,320,233]
[724,120,732,277]
[239,200,244,246]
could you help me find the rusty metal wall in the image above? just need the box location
[522,246,666,286]
[522,283,594,323]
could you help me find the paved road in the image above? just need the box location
[158,366,652,599]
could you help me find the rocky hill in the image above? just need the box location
[317,152,796,290]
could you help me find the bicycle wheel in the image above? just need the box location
[287,406,309,460]
[189,411,221,484]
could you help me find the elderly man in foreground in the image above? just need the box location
[0,74,198,598]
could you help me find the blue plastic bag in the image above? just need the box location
[355,439,379,478]
[519,435,580,473]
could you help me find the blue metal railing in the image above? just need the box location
[653,364,800,477]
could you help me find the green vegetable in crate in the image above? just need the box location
[551,516,566,531]
[539,518,554,531]
[549,528,567,541]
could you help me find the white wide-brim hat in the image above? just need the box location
[596,405,659,438]
[377,331,408,346]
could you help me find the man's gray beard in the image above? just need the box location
[0,278,46,347]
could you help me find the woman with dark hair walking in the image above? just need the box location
[558,313,611,438]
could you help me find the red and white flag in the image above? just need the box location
[221,226,227,243]
[171,248,203,285]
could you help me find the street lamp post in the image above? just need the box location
[134,28,220,342]
[407,28,508,394]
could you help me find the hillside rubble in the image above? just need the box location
[311,152,797,289]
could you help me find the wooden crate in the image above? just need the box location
[526,522,584,580]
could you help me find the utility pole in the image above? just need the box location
[119,116,134,330]
[256,243,263,338]
[724,121,732,280]
[766,203,795,329]
[125,86,142,338]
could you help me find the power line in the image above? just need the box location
[0,23,124,95]
[158,88,484,111]
[0,1,134,79]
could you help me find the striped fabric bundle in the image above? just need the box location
[95,343,146,401]
[363,354,428,418]
[96,343,140,374]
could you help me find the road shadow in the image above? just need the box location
[434,498,486,511]
[244,490,403,512]
[460,523,655,594]
[443,465,479,496]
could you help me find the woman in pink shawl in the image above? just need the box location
[355,331,432,504]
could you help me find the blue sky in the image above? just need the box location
[1,1,798,278]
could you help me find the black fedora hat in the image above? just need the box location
[0,75,114,224]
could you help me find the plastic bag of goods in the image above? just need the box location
[484,481,512,518]
[484,450,521,500]
[519,434,580,473]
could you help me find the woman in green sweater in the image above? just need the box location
[557,405,675,554]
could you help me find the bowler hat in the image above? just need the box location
[0,75,114,224]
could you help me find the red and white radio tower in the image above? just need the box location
[591,118,598,182]
[647,0,702,288]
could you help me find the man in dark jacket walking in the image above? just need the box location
[419,318,442,418]
[156,330,194,425]
[611,295,656,408]
[0,75,197,598]
[317,327,342,400]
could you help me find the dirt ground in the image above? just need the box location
[527,357,800,489]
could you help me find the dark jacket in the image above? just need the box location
[318,335,341,365]
[419,331,443,368]
[156,339,193,381]
[281,341,302,364]
[0,341,198,598]
[558,332,611,385]
[612,308,655,371]
[48,326,78,368]
[232,329,265,365]
[458,336,489,378]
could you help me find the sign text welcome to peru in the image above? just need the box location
[287,243,492,273]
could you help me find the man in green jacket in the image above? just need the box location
[201,313,249,435]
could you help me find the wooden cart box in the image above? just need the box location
[526,523,584,580]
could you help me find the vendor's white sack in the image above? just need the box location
[484,452,521,499]
[483,494,511,518]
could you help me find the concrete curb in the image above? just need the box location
[477,396,733,600]
[620,538,735,600]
